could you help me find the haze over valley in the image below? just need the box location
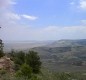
[3,39,86,72]
[1,0,86,79]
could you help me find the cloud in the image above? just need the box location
[0,12,21,26]
[0,0,86,41]
[1,25,86,41]
[79,0,86,10]
[5,12,21,20]
[22,15,38,20]
[70,0,86,10]
[0,0,19,25]
[0,0,16,8]
[81,20,86,24]
[0,0,38,27]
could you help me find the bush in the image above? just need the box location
[11,51,25,71]
[0,39,4,58]
[0,69,6,76]
[16,64,32,79]
[26,51,41,74]
[0,50,4,58]
[10,50,41,74]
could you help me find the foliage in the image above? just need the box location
[0,69,6,76]
[0,69,86,80]
[39,68,86,80]
[26,51,41,74]
[0,39,4,58]
[9,50,41,73]
[10,51,25,71]
[0,69,10,80]
[0,50,4,58]
[16,64,32,79]
[14,51,25,65]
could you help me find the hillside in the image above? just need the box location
[31,39,86,72]
[47,39,86,47]
[3,41,52,52]
[3,39,86,72]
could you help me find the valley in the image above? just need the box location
[4,39,86,72]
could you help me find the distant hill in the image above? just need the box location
[3,41,52,52]
[4,39,86,71]
[31,39,86,72]
[46,39,86,47]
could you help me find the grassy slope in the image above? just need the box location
[31,46,86,72]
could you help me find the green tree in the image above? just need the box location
[0,27,4,58]
[10,50,41,74]
[0,39,4,58]
[13,51,25,71]
[16,63,32,79]
[15,51,25,65]
[26,51,41,74]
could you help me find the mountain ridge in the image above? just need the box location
[30,39,86,71]
[46,39,86,47]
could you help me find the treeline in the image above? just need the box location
[9,50,41,74]
[0,39,4,58]
[9,50,41,78]
[0,39,86,80]
[0,49,42,80]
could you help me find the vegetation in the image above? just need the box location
[0,68,86,80]
[31,45,86,72]
[26,51,41,74]
[0,37,42,80]
[16,64,32,79]
[0,50,42,80]
[9,50,41,74]
[0,27,4,58]
[0,39,86,80]
[0,39,4,58]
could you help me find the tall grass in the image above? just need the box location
[0,68,86,80]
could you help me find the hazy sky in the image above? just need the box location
[0,0,86,41]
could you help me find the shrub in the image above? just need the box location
[16,64,32,79]
[26,51,41,74]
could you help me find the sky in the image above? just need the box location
[0,0,86,41]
